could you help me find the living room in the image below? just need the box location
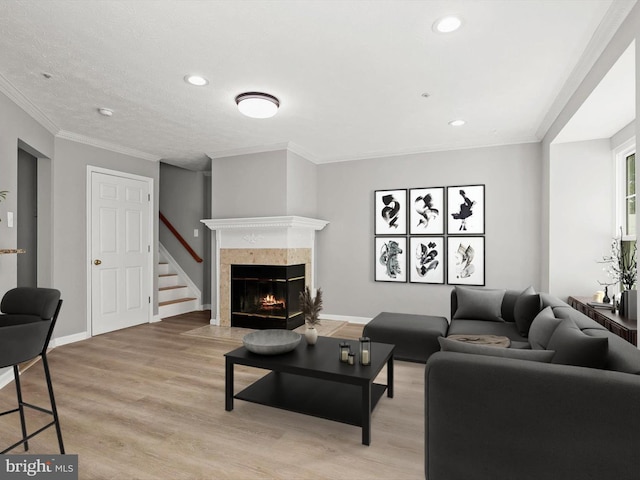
[0,1,639,479]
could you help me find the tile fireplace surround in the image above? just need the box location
[201,216,329,326]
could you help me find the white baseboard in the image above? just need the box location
[151,314,162,323]
[322,314,372,325]
[202,303,212,311]
[50,331,89,347]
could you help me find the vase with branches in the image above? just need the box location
[599,228,637,292]
[598,228,637,316]
[299,286,322,345]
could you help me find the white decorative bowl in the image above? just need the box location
[242,329,302,355]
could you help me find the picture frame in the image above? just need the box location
[447,184,485,235]
[409,187,444,235]
[447,236,485,286]
[375,189,407,235]
[375,237,407,282]
[409,236,445,284]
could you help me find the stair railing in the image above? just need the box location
[159,212,203,263]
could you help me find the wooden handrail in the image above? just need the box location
[159,212,203,263]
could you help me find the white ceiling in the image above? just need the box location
[0,0,635,170]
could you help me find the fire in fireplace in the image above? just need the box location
[231,264,305,329]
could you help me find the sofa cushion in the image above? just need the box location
[547,318,608,368]
[438,337,555,362]
[453,286,506,322]
[499,290,521,323]
[582,328,640,374]
[447,320,527,342]
[514,286,542,337]
[528,306,562,350]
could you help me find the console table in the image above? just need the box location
[568,296,637,345]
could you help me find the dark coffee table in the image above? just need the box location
[225,336,394,445]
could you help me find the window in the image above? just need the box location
[616,139,636,239]
[625,152,636,236]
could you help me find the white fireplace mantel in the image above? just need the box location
[201,216,329,326]
[201,216,329,231]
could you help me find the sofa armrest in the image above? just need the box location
[425,351,640,480]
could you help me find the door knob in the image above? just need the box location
[94,259,102,265]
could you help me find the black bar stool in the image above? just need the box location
[0,287,64,454]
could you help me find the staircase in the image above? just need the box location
[158,246,201,319]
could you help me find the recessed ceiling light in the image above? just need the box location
[421,92,431,98]
[41,72,53,79]
[235,92,280,119]
[184,74,209,86]
[449,119,466,127]
[97,107,113,117]
[433,15,462,33]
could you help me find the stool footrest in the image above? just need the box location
[0,420,56,454]
[23,401,54,416]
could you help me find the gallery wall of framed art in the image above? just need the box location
[374,184,485,286]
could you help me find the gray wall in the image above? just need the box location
[286,150,317,216]
[212,150,287,217]
[549,140,613,301]
[159,162,208,303]
[52,138,159,338]
[0,91,54,296]
[316,142,542,320]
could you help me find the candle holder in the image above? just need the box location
[359,337,371,366]
[339,342,351,363]
[348,352,355,365]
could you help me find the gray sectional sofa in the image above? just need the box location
[424,287,640,480]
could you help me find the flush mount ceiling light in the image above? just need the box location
[97,107,113,117]
[184,74,209,86]
[433,15,462,33]
[448,119,466,127]
[235,92,280,119]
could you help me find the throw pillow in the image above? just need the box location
[513,286,542,337]
[453,286,506,322]
[438,337,555,363]
[547,318,608,368]
[528,306,562,350]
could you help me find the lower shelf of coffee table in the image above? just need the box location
[235,371,387,427]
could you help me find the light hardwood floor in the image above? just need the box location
[0,312,424,480]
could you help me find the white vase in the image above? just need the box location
[305,326,318,345]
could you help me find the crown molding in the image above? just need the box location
[201,216,329,231]
[315,138,540,165]
[535,0,637,140]
[0,73,59,135]
[56,130,161,162]
[207,142,290,159]
[285,142,319,164]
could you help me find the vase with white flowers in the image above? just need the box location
[299,286,322,345]
[598,227,637,317]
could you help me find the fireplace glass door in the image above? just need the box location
[231,264,305,329]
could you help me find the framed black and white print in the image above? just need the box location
[375,189,407,235]
[409,237,444,284]
[447,236,485,286]
[375,237,407,282]
[409,187,444,235]
[447,185,485,235]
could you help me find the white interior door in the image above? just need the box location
[90,170,151,335]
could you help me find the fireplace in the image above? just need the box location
[201,216,328,327]
[231,264,305,329]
